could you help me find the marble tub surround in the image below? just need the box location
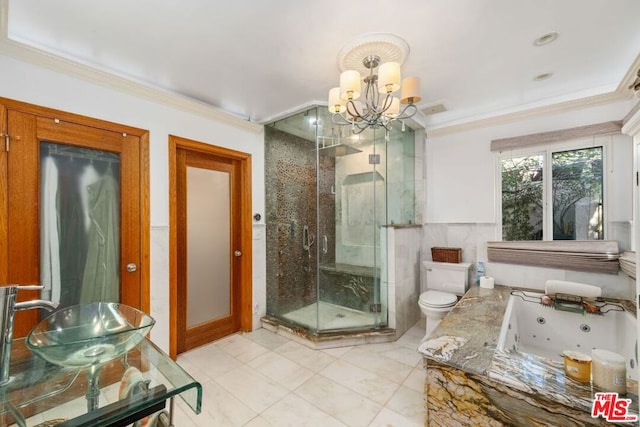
[384,225,422,339]
[419,285,638,426]
[427,359,625,427]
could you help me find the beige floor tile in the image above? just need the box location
[368,407,423,427]
[406,320,427,338]
[179,345,243,380]
[243,328,290,351]
[173,320,429,427]
[215,334,270,363]
[183,379,257,426]
[261,393,346,427]
[23,414,45,426]
[351,342,399,353]
[36,394,88,422]
[380,345,423,367]
[170,400,198,426]
[402,366,426,393]
[322,345,353,357]
[340,346,413,384]
[247,351,314,390]
[319,359,400,405]
[274,340,336,373]
[385,385,426,425]
[216,365,289,413]
[395,329,424,350]
[295,375,382,427]
[243,415,274,426]
[174,355,213,383]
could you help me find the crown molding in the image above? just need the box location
[425,90,629,137]
[616,52,640,93]
[257,100,326,125]
[425,52,640,137]
[622,100,640,136]
[0,1,262,134]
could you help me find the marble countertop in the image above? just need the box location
[419,284,638,415]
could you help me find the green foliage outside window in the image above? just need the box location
[551,147,603,240]
[501,156,543,240]
[501,147,603,241]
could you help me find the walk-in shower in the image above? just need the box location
[264,105,416,340]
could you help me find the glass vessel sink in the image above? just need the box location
[26,302,155,368]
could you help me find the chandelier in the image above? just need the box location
[327,34,421,135]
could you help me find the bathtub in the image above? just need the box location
[497,291,638,380]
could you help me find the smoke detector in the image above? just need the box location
[420,103,447,116]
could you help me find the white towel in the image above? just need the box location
[41,156,61,304]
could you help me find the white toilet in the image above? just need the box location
[419,261,472,337]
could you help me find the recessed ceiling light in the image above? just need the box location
[533,31,559,46]
[533,72,553,81]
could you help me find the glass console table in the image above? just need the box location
[0,338,201,426]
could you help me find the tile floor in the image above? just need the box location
[172,318,427,426]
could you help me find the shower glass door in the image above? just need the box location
[316,108,387,331]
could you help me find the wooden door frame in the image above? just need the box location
[168,135,252,359]
[0,97,151,313]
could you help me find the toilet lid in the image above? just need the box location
[420,290,457,307]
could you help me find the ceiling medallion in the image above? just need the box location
[328,33,421,137]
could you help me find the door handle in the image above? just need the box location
[234,250,242,257]
[126,263,137,273]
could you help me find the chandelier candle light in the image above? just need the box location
[328,34,421,136]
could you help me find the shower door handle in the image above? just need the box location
[302,225,314,251]
[322,235,328,254]
[302,225,308,250]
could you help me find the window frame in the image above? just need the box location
[496,136,610,241]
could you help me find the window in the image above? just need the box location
[500,143,604,241]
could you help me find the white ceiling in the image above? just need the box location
[5,0,640,129]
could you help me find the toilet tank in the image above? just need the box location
[423,261,472,295]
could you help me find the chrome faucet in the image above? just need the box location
[0,285,58,386]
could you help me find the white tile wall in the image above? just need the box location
[252,224,267,331]
[422,223,635,300]
[386,227,422,338]
[150,226,170,351]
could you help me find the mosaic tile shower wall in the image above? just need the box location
[265,127,336,319]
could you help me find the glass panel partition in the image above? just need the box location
[265,111,320,331]
[265,106,416,334]
[317,115,386,330]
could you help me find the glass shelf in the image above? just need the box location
[0,337,201,426]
